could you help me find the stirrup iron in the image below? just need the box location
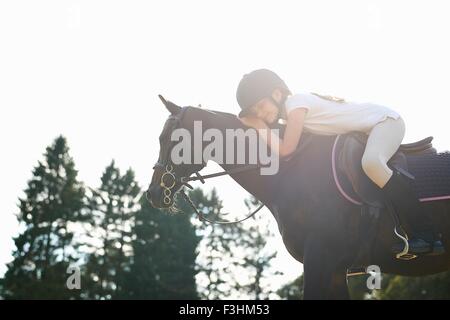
[394,227,418,260]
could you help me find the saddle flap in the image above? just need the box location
[337,134,386,207]
[336,132,409,207]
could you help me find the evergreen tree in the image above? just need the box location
[277,275,303,300]
[236,197,281,299]
[2,136,86,299]
[121,191,200,299]
[193,191,279,299]
[190,188,246,299]
[83,161,140,299]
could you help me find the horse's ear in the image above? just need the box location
[159,95,182,115]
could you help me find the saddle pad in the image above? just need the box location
[407,151,450,201]
[332,135,450,205]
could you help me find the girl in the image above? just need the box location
[236,68,444,257]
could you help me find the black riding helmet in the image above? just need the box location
[236,69,291,118]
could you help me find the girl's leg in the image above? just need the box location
[361,116,444,255]
[361,117,406,188]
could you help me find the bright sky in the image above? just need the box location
[1,0,450,290]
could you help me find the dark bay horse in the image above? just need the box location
[147,99,450,299]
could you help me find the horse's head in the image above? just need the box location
[146,95,206,209]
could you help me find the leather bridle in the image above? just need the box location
[148,107,265,225]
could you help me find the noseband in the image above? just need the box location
[149,107,265,225]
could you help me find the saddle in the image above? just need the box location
[335,132,436,208]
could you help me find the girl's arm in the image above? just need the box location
[240,108,308,158]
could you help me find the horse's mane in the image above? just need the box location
[189,106,287,133]
[195,106,237,119]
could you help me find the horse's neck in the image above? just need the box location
[198,110,276,206]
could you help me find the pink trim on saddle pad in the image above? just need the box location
[420,195,450,202]
[331,135,450,206]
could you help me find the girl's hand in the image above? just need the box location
[238,116,267,130]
